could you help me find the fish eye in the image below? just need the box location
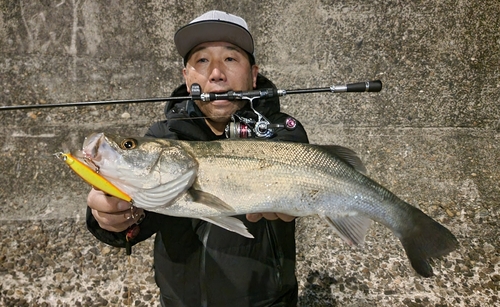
[120,138,137,150]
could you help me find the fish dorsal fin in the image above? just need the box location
[322,145,367,174]
[200,216,254,239]
[321,214,372,246]
[187,188,235,212]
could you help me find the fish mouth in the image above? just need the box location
[82,133,104,160]
[79,133,104,171]
[81,133,122,171]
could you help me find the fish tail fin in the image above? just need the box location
[399,208,459,277]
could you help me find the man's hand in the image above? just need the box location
[246,213,296,223]
[87,188,144,232]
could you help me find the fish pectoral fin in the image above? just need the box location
[188,188,235,212]
[322,214,372,246]
[200,216,254,239]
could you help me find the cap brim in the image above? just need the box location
[174,20,254,59]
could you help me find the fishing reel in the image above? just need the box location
[225,110,298,139]
[189,83,298,139]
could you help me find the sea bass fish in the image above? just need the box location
[81,132,458,277]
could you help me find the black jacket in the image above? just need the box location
[86,74,309,306]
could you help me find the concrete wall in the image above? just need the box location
[1,0,498,305]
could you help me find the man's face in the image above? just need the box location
[183,42,259,125]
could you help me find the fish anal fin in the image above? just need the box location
[322,214,372,246]
[200,216,254,239]
[188,188,235,212]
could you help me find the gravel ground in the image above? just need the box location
[1,219,158,307]
[1,212,498,307]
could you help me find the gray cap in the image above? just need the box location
[174,10,255,62]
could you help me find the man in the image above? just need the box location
[87,10,309,306]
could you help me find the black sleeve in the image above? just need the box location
[146,120,177,138]
[86,206,163,248]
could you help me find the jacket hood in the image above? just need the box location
[164,73,281,118]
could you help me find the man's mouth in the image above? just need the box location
[210,99,232,106]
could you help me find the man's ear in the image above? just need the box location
[252,65,259,88]
[182,68,190,93]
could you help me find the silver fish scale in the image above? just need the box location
[174,140,391,219]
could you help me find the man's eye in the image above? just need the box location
[226,57,236,62]
[197,58,208,63]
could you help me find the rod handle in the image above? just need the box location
[346,80,382,92]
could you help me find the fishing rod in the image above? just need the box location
[192,80,382,101]
[0,80,382,111]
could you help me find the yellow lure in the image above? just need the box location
[56,152,133,203]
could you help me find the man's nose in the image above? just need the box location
[209,62,226,82]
